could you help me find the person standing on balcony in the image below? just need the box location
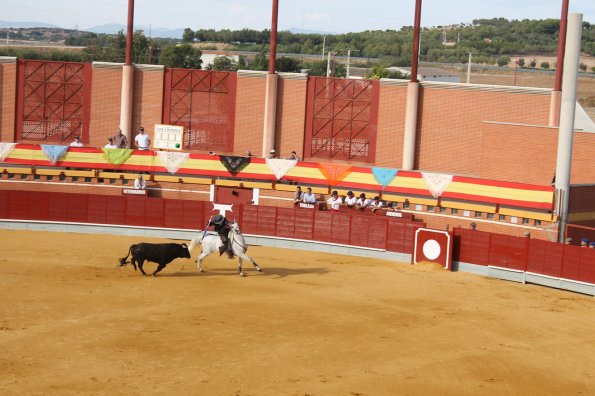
[112,128,128,149]
[134,127,151,150]
[70,135,83,147]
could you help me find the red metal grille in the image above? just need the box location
[305,77,379,162]
[16,60,91,142]
[163,69,237,151]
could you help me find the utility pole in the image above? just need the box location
[466,52,472,84]
[326,50,331,77]
[322,36,326,59]
[347,49,351,78]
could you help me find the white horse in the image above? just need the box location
[188,221,262,277]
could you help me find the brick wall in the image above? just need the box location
[233,74,266,155]
[132,66,164,138]
[376,82,408,168]
[0,59,16,142]
[481,123,595,185]
[89,64,122,147]
[276,76,307,159]
[416,85,551,176]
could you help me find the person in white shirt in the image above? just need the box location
[104,137,117,148]
[302,187,316,204]
[134,126,151,150]
[134,174,146,190]
[343,191,357,208]
[70,135,83,147]
[355,193,371,211]
[326,190,342,212]
[369,196,384,212]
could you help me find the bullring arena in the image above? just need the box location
[2,229,595,395]
[2,4,595,394]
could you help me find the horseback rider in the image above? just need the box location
[208,214,234,258]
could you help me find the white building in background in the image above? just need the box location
[200,50,240,69]
[387,67,461,83]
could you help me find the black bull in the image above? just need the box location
[118,243,191,276]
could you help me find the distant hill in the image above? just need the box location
[0,20,58,29]
[86,23,184,39]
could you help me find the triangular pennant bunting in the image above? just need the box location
[40,145,69,164]
[319,163,352,186]
[101,148,134,165]
[265,158,298,180]
[156,151,190,174]
[421,172,453,198]
[372,167,398,188]
[220,155,250,175]
[0,142,17,162]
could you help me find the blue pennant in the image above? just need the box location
[372,167,397,188]
[41,144,69,164]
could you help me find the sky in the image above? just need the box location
[2,0,594,33]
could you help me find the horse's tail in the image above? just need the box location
[187,235,202,253]
[118,245,134,267]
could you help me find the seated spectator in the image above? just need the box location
[302,187,316,204]
[286,151,300,161]
[355,193,371,211]
[580,238,589,247]
[590,242,595,249]
[564,237,574,245]
[385,202,400,211]
[70,135,83,147]
[343,191,357,208]
[134,174,146,190]
[523,231,531,238]
[245,150,256,157]
[326,190,342,212]
[267,149,277,159]
[369,196,384,212]
[293,186,303,203]
[105,137,117,148]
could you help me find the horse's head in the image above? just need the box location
[231,220,241,234]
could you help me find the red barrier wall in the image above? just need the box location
[2,190,593,285]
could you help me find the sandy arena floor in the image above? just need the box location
[1,229,594,395]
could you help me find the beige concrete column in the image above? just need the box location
[261,73,278,157]
[402,81,420,170]
[119,64,134,147]
[555,13,583,242]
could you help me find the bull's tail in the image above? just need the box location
[118,245,134,267]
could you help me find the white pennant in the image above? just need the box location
[156,151,190,174]
[265,158,298,180]
[0,142,17,162]
[421,172,453,198]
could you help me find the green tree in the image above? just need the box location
[540,61,550,69]
[276,56,301,72]
[529,59,537,68]
[182,28,195,43]
[497,56,510,67]
[158,44,202,69]
[366,65,408,80]
[210,56,238,71]
[247,52,268,71]
[579,63,587,72]
[517,58,525,68]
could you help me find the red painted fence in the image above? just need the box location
[1,190,593,284]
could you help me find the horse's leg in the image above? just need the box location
[238,257,244,277]
[239,252,261,272]
[196,250,208,272]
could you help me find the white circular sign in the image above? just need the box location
[422,239,441,260]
